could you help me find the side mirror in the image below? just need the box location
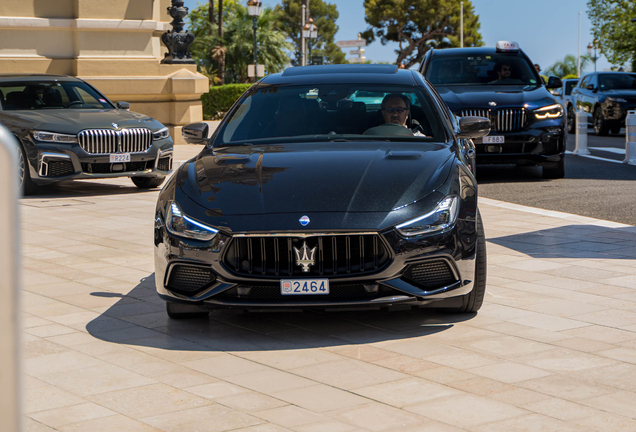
[546,76,563,89]
[586,84,596,91]
[182,122,209,145]
[457,116,491,139]
[116,101,130,110]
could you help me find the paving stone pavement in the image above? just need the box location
[20,146,636,431]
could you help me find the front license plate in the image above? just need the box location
[281,279,330,295]
[483,136,505,144]
[109,153,131,163]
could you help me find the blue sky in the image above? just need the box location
[183,0,614,73]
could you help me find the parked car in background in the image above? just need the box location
[420,41,566,179]
[154,64,489,318]
[571,72,636,136]
[0,74,173,194]
[551,78,580,133]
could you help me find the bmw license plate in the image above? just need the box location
[280,279,329,295]
[109,153,131,163]
[483,136,504,144]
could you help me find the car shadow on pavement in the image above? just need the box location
[85,273,474,352]
[488,223,636,260]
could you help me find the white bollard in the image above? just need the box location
[0,125,21,432]
[623,110,636,165]
[574,109,590,155]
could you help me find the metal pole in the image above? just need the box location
[460,2,463,48]
[594,45,597,72]
[253,16,258,82]
[301,4,306,66]
[577,11,581,77]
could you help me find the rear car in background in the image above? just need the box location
[571,72,636,136]
[0,74,173,194]
[551,78,580,133]
[420,41,566,179]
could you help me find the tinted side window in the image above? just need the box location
[579,76,590,88]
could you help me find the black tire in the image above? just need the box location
[166,302,209,319]
[610,124,622,135]
[566,105,576,134]
[17,142,38,195]
[131,176,165,189]
[542,159,565,179]
[456,211,487,313]
[593,106,609,136]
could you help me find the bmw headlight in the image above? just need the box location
[607,97,627,103]
[395,196,459,237]
[533,104,564,120]
[32,131,77,143]
[153,127,170,141]
[166,202,218,241]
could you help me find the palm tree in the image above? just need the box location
[545,54,592,78]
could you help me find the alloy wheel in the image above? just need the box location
[17,146,25,187]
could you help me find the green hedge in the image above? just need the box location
[201,84,252,120]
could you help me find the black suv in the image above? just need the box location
[420,42,566,179]
[571,72,636,135]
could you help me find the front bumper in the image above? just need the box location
[25,139,173,184]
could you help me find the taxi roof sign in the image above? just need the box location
[496,41,520,52]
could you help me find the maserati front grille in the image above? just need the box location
[78,128,152,154]
[223,234,391,278]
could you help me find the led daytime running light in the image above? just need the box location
[166,202,218,241]
[534,104,563,119]
[395,196,459,237]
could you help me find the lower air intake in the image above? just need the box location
[403,260,458,290]
[166,265,215,294]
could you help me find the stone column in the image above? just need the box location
[0,0,209,144]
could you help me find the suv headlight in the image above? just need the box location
[153,127,170,141]
[533,104,563,119]
[166,202,218,241]
[395,196,459,237]
[32,131,78,143]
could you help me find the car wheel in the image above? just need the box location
[567,106,576,134]
[542,159,565,179]
[17,143,38,195]
[456,211,487,313]
[593,106,609,136]
[166,302,209,319]
[131,176,165,189]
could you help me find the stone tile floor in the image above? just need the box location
[21,146,636,431]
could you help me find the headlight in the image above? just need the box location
[395,196,459,237]
[607,97,627,103]
[166,202,218,241]
[32,131,77,143]
[153,127,170,141]
[533,104,564,119]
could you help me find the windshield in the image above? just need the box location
[426,53,540,87]
[0,80,113,111]
[565,80,579,96]
[212,84,446,145]
[599,74,636,90]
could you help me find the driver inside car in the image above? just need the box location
[492,62,513,82]
[365,93,427,136]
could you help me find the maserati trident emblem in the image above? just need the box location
[488,101,497,107]
[111,123,119,129]
[299,215,310,226]
[293,241,317,273]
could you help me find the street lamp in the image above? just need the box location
[587,40,599,72]
[247,0,262,81]
[302,17,318,65]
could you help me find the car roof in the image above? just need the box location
[428,47,512,57]
[0,74,83,83]
[260,65,418,86]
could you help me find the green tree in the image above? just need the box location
[274,0,346,65]
[544,54,592,78]
[188,3,291,84]
[362,0,483,68]
[588,0,636,71]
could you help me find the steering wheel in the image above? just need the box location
[66,101,84,108]
[364,123,415,136]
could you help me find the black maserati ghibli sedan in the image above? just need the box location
[420,42,566,179]
[153,65,490,318]
[0,74,173,194]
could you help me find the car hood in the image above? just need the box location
[602,89,636,102]
[435,85,557,112]
[179,142,455,216]
[0,109,163,134]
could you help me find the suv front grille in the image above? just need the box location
[78,128,152,154]
[223,235,391,278]
[457,108,528,133]
[403,260,458,290]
